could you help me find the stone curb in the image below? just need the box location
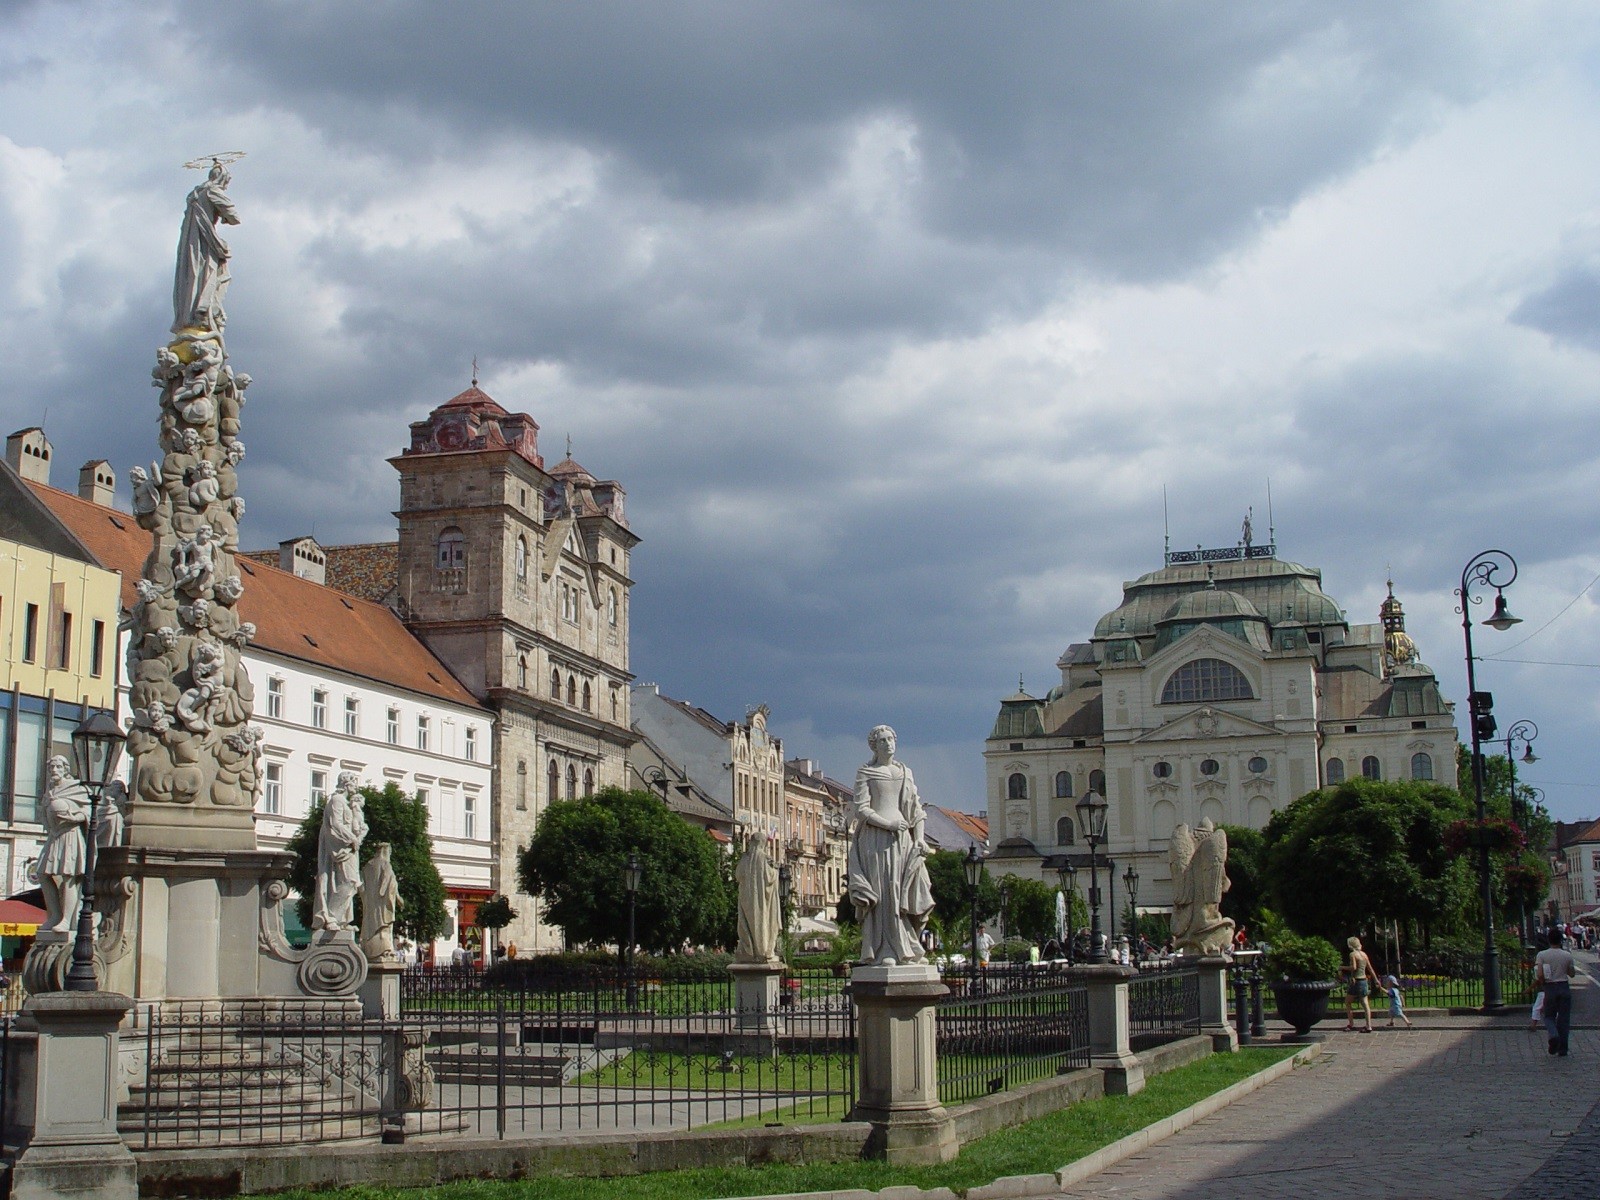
[730,1043,1321,1200]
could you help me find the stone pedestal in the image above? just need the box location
[1078,963,1145,1096]
[729,961,783,1047]
[8,992,137,1200]
[359,958,405,1020]
[848,964,955,1164]
[1187,954,1238,1052]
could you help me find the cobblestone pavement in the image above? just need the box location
[1051,953,1600,1200]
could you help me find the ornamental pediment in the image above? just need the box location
[1132,706,1279,744]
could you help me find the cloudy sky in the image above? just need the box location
[4,2,1599,821]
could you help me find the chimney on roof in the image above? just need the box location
[78,459,115,506]
[6,428,52,485]
[279,536,327,585]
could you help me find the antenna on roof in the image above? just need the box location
[1266,478,1275,548]
[471,356,478,387]
[1162,485,1170,564]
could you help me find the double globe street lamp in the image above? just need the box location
[1057,859,1077,965]
[1457,549,1521,1011]
[963,845,984,985]
[623,852,642,1008]
[1503,720,1539,950]
[1075,790,1109,963]
[67,711,127,992]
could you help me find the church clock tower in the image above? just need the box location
[391,383,638,952]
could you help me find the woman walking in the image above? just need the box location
[1343,936,1382,1032]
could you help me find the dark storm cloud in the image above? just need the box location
[1512,266,1600,353]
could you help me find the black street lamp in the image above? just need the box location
[67,711,125,992]
[1076,790,1109,963]
[964,845,983,983]
[1122,863,1140,955]
[1458,549,1521,1011]
[623,852,642,1008]
[1504,719,1539,950]
[777,860,793,951]
[1057,860,1077,965]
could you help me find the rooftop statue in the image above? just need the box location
[173,157,241,334]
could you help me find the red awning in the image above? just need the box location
[0,899,46,936]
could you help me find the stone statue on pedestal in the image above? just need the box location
[1169,819,1234,954]
[36,756,90,936]
[360,842,399,961]
[173,160,239,334]
[734,836,781,964]
[848,725,935,967]
[313,773,367,933]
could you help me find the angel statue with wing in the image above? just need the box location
[1168,819,1235,955]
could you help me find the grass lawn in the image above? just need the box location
[272,1045,1298,1200]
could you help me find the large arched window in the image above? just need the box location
[1411,752,1434,781]
[1362,755,1381,780]
[549,668,561,699]
[1054,771,1073,798]
[1326,757,1346,785]
[582,682,592,711]
[583,767,595,797]
[515,536,528,582]
[436,526,466,569]
[566,677,577,706]
[1089,769,1106,795]
[1159,658,1254,705]
[547,759,559,802]
[1055,816,1076,846]
[608,588,618,627]
[566,764,578,799]
[1007,773,1028,800]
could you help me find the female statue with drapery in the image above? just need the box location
[848,725,935,966]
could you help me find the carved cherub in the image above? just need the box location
[214,575,244,606]
[152,346,181,387]
[175,641,225,733]
[178,597,212,630]
[173,524,217,594]
[187,460,220,509]
[129,461,164,517]
[227,621,256,649]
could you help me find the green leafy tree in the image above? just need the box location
[999,874,1059,944]
[517,787,733,954]
[285,782,450,945]
[925,849,1000,943]
[477,894,517,954]
[1262,778,1474,944]
[1218,824,1267,933]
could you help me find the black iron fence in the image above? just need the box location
[934,964,1090,1106]
[124,967,855,1148]
[1381,947,1537,1011]
[1127,961,1200,1044]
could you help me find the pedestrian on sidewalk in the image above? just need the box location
[1534,927,1576,1057]
[1342,936,1381,1032]
[1380,973,1412,1028]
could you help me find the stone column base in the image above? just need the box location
[1185,953,1239,1052]
[848,964,955,1165]
[359,958,405,1020]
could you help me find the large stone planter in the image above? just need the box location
[1270,979,1337,1041]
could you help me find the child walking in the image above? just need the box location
[1380,973,1412,1028]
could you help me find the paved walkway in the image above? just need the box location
[1050,952,1600,1200]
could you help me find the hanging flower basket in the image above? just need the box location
[1444,817,1525,855]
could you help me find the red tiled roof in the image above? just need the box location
[941,808,990,843]
[441,385,508,413]
[27,482,485,711]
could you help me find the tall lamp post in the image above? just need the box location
[777,860,793,951]
[964,846,983,987]
[1057,860,1077,965]
[67,711,126,992]
[1504,720,1539,950]
[1076,790,1109,963]
[623,852,642,1008]
[1458,549,1521,1011]
[1122,863,1140,961]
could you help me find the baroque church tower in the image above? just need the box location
[391,383,637,951]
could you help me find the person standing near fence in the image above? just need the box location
[1342,936,1381,1032]
[1535,927,1576,1057]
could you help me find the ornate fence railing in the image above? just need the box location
[934,964,1090,1106]
[1127,961,1200,1043]
[124,967,855,1148]
[1377,947,1537,1011]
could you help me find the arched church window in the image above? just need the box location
[567,764,578,799]
[567,677,577,706]
[1411,752,1433,781]
[1007,773,1028,801]
[518,655,528,690]
[582,682,592,711]
[1159,658,1254,705]
[1055,771,1073,798]
[550,668,561,699]
[583,768,594,796]
[608,588,618,626]
[1089,769,1106,795]
[436,526,466,570]
[1362,755,1381,780]
[515,536,528,581]
[547,759,559,802]
[1326,757,1345,785]
[1056,816,1076,846]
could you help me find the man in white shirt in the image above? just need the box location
[976,925,995,967]
[1534,928,1577,1057]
